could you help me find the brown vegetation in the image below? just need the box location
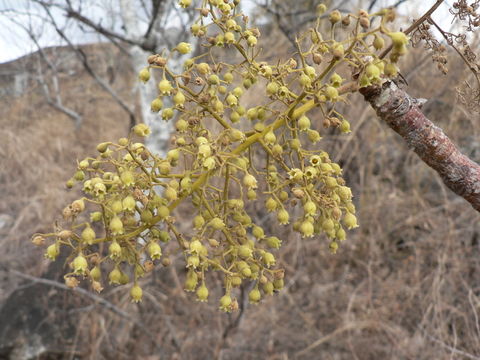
[1,22,480,360]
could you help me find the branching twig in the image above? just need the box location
[8,269,163,352]
[38,3,137,128]
[360,81,480,212]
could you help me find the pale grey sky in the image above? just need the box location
[0,0,455,64]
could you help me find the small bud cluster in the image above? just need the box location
[33,1,407,310]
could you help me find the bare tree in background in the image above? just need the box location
[0,1,198,358]
[1,0,197,154]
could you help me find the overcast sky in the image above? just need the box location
[0,0,455,64]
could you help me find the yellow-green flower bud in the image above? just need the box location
[249,288,261,304]
[198,144,211,157]
[73,254,88,275]
[373,35,385,50]
[238,245,253,258]
[109,240,122,259]
[232,87,243,98]
[337,186,352,201]
[45,243,59,260]
[307,129,322,143]
[90,265,101,281]
[138,67,150,83]
[110,200,122,214]
[266,236,282,249]
[219,294,232,311]
[388,31,409,49]
[109,267,122,285]
[193,215,205,229]
[151,98,163,112]
[252,225,265,239]
[304,65,316,79]
[209,217,225,230]
[300,220,314,238]
[130,284,143,302]
[120,272,129,285]
[329,10,341,24]
[277,208,289,225]
[224,31,235,44]
[120,170,135,187]
[266,81,279,95]
[325,176,337,188]
[329,241,339,254]
[299,73,312,87]
[179,0,192,8]
[224,72,234,83]
[180,176,192,190]
[196,284,209,301]
[109,216,124,235]
[340,120,351,133]
[262,252,275,267]
[175,119,188,132]
[162,107,174,121]
[231,275,243,287]
[322,218,335,232]
[298,115,311,131]
[196,62,210,75]
[317,3,327,15]
[265,197,278,212]
[325,86,339,101]
[330,73,343,87]
[133,123,151,137]
[81,226,96,245]
[157,205,170,219]
[343,212,358,229]
[189,239,203,254]
[365,64,381,80]
[304,201,317,216]
[263,281,274,295]
[158,79,173,95]
[66,178,75,188]
[272,144,283,156]
[264,131,276,145]
[336,227,347,241]
[208,74,220,85]
[174,91,186,107]
[157,162,171,176]
[141,209,153,224]
[247,35,257,47]
[243,174,258,189]
[96,142,109,153]
[164,187,177,202]
[273,278,284,290]
[74,170,85,181]
[187,255,200,268]
[78,159,89,169]
[176,42,192,54]
[122,196,136,212]
[147,241,162,260]
[202,156,216,170]
[90,211,102,222]
[185,269,198,291]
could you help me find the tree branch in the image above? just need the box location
[360,80,480,212]
[38,3,137,128]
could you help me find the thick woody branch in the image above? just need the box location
[360,81,480,212]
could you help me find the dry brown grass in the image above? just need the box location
[1,17,480,360]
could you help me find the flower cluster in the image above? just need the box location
[33,1,408,311]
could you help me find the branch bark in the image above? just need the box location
[360,81,480,212]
